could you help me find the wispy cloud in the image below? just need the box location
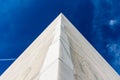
[0,58,16,61]
[106,40,120,73]
[92,0,120,74]
[106,40,120,64]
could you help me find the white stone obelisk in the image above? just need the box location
[0,13,120,80]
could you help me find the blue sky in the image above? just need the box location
[0,0,120,75]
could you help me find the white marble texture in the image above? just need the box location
[0,13,120,80]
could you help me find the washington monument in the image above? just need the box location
[0,13,119,80]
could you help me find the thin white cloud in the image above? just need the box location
[106,40,120,66]
[106,41,120,54]
[0,58,16,61]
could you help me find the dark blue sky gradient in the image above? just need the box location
[0,0,120,75]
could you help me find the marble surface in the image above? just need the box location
[0,13,120,80]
